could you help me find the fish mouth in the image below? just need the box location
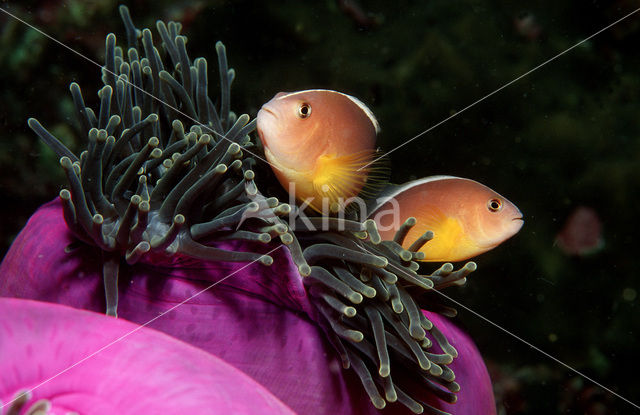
[258,106,277,118]
[256,106,278,138]
[256,107,278,152]
[509,215,525,234]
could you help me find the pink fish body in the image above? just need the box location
[370,176,524,262]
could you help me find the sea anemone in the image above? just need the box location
[2,6,495,414]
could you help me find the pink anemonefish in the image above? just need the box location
[369,176,524,262]
[256,89,379,213]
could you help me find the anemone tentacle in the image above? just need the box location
[289,213,476,413]
[27,6,289,317]
[0,389,67,415]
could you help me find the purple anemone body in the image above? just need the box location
[423,312,496,414]
[1,200,496,414]
[0,297,295,414]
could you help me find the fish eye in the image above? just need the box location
[487,198,503,212]
[297,103,312,119]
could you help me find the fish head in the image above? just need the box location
[461,180,524,250]
[257,90,327,171]
[256,89,379,172]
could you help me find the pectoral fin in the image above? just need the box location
[310,151,374,212]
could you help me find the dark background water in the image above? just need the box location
[1,0,639,413]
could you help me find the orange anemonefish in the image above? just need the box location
[369,176,524,262]
[256,89,379,213]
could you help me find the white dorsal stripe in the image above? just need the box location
[275,89,380,134]
[371,175,476,214]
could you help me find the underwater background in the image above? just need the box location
[1,0,638,413]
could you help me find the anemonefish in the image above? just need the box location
[256,89,379,213]
[369,176,524,262]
